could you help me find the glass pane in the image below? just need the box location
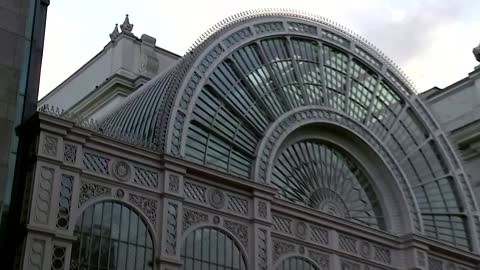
[181,227,246,270]
[71,202,154,270]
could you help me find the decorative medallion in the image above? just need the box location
[111,160,131,181]
[294,220,308,239]
[213,215,220,224]
[115,189,125,198]
[359,241,372,259]
[208,188,226,209]
[299,246,305,254]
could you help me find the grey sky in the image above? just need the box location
[39,0,480,98]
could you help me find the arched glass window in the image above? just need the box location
[276,257,319,270]
[71,201,154,270]
[272,140,385,230]
[181,227,247,270]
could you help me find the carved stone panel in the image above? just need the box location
[272,239,295,262]
[34,167,54,225]
[308,250,330,270]
[168,174,180,193]
[257,228,268,270]
[42,135,58,157]
[63,143,77,164]
[224,219,248,248]
[78,181,111,206]
[182,208,208,232]
[165,202,178,256]
[27,238,46,270]
[128,193,157,225]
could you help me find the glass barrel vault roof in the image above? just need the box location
[100,10,478,251]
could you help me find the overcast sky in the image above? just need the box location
[39,0,480,98]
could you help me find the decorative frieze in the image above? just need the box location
[339,234,358,254]
[34,167,54,225]
[128,193,157,225]
[310,225,329,245]
[182,208,208,232]
[373,245,391,264]
[184,181,207,203]
[226,194,248,215]
[224,219,248,248]
[133,166,159,188]
[78,181,111,206]
[428,256,443,270]
[82,152,110,175]
[272,214,292,234]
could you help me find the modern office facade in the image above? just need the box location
[20,10,480,270]
[0,0,49,269]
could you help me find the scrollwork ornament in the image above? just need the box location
[168,174,180,193]
[128,193,157,225]
[308,250,329,270]
[208,188,226,209]
[224,220,248,248]
[182,208,208,232]
[258,200,267,218]
[272,240,295,261]
[79,181,111,206]
[42,135,58,157]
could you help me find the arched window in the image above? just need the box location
[276,257,319,270]
[272,140,384,230]
[181,227,247,270]
[71,201,154,270]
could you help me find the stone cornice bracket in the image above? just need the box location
[109,23,120,41]
[120,14,134,35]
[474,42,480,62]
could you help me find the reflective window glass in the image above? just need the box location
[71,201,153,270]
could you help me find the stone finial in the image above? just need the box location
[474,43,480,62]
[109,24,120,41]
[120,14,134,34]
